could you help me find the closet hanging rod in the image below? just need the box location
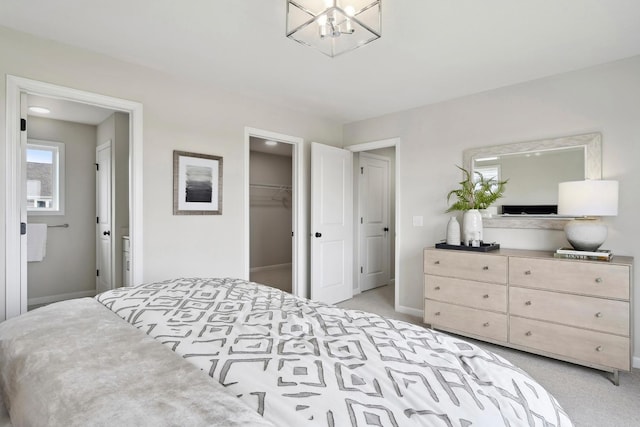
[48,223,69,228]
[249,183,292,190]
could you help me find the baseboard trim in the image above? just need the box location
[396,304,423,318]
[250,263,292,273]
[28,290,96,306]
[633,356,640,370]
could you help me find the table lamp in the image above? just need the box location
[557,180,618,251]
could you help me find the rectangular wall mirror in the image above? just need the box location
[463,132,602,229]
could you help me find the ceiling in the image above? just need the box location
[250,137,294,157]
[2,1,639,124]
[27,94,115,125]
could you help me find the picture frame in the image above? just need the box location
[173,150,223,215]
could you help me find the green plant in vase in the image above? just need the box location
[446,166,508,245]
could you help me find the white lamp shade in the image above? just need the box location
[558,180,618,217]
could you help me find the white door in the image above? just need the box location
[310,142,353,304]
[358,153,390,292]
[96,141,112,293]
[18,93,28,315]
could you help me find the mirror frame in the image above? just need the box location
[463,132,602,230]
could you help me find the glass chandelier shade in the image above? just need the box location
[286,0,382,57]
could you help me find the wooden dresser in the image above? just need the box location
[423,247,634,384]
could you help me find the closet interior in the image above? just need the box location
[249,137,293,292]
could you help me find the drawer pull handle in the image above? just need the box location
[524,270,532,275]
[595,312,603,318]
[595,277,603,283]
[525,301,532,306]
[434,260,440,265]
[525,331,532,336]
[482,266,489,270]
[434,286,441,291]
[483,322,490,327]
[596,346,603,352]
[435,311,441,316]
[483,294,489,299]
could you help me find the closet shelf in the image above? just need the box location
[250,183,292,208]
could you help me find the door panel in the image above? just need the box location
[19,93,28,314]
[96,142,112,293]
[359,153,390,291]
[311,142,353,304]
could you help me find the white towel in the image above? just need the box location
[27,223,47,262]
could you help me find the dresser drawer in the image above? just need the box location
[509,257,630,299]
[425,275,507,312]
[510,317,630,371]
[424,300,507,342]
[510,287,629,336]
[424,249,507,284]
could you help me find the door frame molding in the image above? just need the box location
[357,151,391,294]
[244,127,304,298]
[4,75,144,319]
[346,138,411,315]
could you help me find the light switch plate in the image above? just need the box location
[412,215,423,227]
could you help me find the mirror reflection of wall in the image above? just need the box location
[473,146,585,210]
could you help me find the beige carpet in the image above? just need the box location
[337,285,640,427]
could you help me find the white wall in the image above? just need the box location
[26,116,96,301]
[343,56,640,359]
[0,26,343,320]
[97,112,129,288]
[249,151,292,268]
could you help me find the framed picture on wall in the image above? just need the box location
[173,150,223,215]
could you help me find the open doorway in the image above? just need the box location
[24,96,129,310]
[244,127,303,297]
[347,138,401,312]
[5,76,143,319]
[356,149,395,293]
[249,137,293,292]
[24,94,130,310]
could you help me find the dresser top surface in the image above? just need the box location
[425,247,634,266]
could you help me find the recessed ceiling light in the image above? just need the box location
[29,106,51,114]
[265,140,278,146]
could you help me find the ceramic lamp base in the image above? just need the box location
[564,217,608,252]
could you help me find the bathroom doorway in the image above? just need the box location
[4,76,143,319]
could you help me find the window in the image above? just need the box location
[474,165,500,183]
[26,139,65,215]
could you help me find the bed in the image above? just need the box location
[1,277,572,426]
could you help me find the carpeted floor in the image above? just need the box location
[337,284,640,427]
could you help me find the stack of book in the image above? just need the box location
[554,247,612,261]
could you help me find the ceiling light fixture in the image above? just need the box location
[265,140,279,146]
[28,106,51,114]
[286,0,381,58]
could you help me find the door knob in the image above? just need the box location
[383,227,389,232]
[103,230,111,236]
[315,232,322,238]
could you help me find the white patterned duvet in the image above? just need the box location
[96,278,572,427]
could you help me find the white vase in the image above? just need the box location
[446,216,460,245]
[462,209,483,246]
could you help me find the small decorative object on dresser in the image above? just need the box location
[555,247,612,261]
[446,166,507,246]
[445,216,460,245]
[423,247,633,385]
